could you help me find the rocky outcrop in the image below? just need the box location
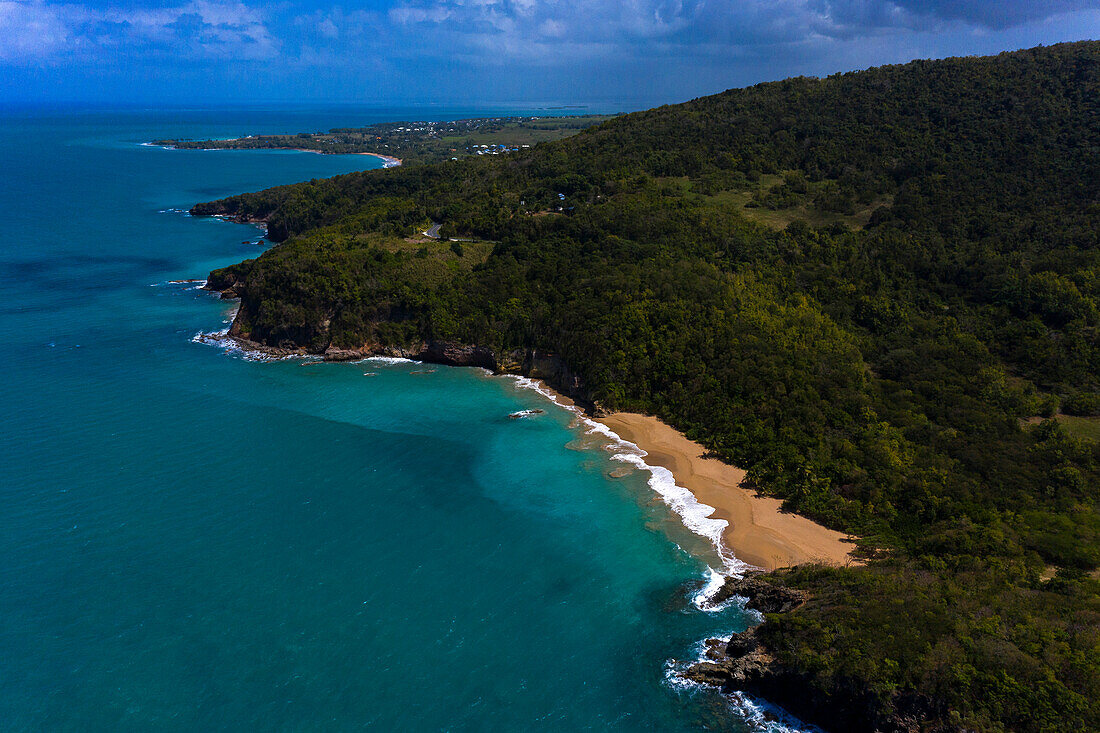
[709,572,808,613]
[203,276,595,405]
[686,628,949,733]
[683,629,777,688]
[318,341,592,407]
[204,270,244,300]
[522,350,586,401]
[190,203,281,239]
[419,341,497,369]
[685,574,952,733]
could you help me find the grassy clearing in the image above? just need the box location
[1058,414,1100,441]
[1021,413,1100,442]
[661,174,891,231]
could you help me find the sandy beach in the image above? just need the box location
[355,152,402,167]
[278,148,402,167]
[597,412,857,571]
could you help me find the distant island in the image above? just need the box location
[185,42,1100,733]
[153,114,616,166]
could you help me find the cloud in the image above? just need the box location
[384,0,1098,55]
[0,0,276,64]
[1,0,1097,104]
[0,1,76,61]
[880,0,1097,30]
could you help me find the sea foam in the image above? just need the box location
[664,640,822,733]
[506,375,753,611]
[362,356,416,365]
[190,328,317,363]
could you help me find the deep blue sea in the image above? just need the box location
[0,107,808,731]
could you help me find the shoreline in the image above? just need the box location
[149,141,402,168]
[495,371,857,573]
[288,148,403,167]
[595,413,857,572]
[194,318,857,574]
[354,152,403,167]
[190,320,847,723]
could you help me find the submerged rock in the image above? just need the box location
[509,409,544,419]
[322,347,365,362]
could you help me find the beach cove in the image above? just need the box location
[0,106,816,732]
[597,413,857,571]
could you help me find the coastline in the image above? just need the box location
[151,141,403,168]
[195,309,856,575]
[354,152,403,167]
[189,321,841,725]
[290,148,403,167]
[595,412,857,571]
[491,368,857,574]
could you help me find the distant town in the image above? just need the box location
[153,115,617,166]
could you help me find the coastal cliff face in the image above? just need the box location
[190,200,287,240]
[686,574,954,733]
[204,277,592,407]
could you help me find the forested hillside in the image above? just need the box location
[195,43,1100,731]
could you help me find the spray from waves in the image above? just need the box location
[190,303,307,363]
[503,375,823,730]
[191,328,278,362]
[664,640,822,733]
[359,356,416,365]
[189,329,324,363]
[505,375,753,611]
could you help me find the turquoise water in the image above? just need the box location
[0,108,785,731]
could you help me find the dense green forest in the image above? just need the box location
[195,43,1100,731]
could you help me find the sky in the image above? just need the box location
[1,0,1099,107]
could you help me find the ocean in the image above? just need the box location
[0,106,809,731]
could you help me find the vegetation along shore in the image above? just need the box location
[597,412,857,571]
[155,115,614,166]
[188,43,1099,732]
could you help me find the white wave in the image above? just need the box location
[362,356,416,365]
[724,691,825,733]
[506,375,754,610]
[664,641,822,733]
[506,375,563,405]
[693,567,737,612]
[189,329,310,363]
[150,278,207,289]
[191,328,257,359]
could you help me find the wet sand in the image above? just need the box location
[597,412,858,571]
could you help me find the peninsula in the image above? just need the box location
[154,114,616,166]
[190,43,1100,732]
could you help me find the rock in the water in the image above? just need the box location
[322,347,363,361]
[710,572,807,613]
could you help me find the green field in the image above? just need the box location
[659,173,893,230]
[1058,414,1100,441]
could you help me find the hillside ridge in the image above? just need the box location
[194,42,1100,732]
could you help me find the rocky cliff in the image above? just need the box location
[204,277,594,408]
[685,573,952,733]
